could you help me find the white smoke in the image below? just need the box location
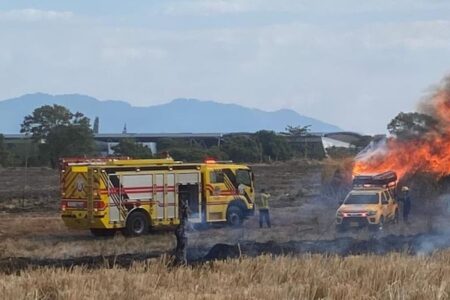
[355,136,388,165]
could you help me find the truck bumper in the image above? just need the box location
[336,216,379,228]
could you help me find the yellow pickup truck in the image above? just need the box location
[336,171,399,231]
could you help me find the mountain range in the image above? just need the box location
[0,93,341,133]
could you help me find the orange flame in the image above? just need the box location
[353,77,450,180]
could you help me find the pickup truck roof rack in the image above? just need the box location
[353,171,397,188]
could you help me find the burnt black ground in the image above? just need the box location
[1,232,449,274]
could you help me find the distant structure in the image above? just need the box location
[283,131,365,158]
[2,131,367,157]
[122,123,127,134]
[93,117,99,134]
[323,132,364,145]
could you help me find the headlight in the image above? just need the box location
[337,211,344,217]
[367,210,377,216]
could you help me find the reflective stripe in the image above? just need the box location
[257,193,270,209]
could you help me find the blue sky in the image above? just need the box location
[0,0,449,133]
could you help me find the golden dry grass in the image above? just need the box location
[1,252,450,300]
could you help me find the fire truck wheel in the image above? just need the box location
[227,206,243,227]
[124,211,149,236]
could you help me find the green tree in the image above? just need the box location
[0,134,10,166]
[221,135,260,163]
[388,112,438,140]
[155,138,228,162]
[255,130,293,161]
[112,138,153,159]
[45,125,95,163]
[20,105,95,167]
[21,105,88,139]
[285,125,311,136]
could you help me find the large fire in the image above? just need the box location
[353,76,450,180]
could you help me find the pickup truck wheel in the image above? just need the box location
[124,211,149,236]
[378,216,385,231]
[369,216,384,232]
[227,206,243,227]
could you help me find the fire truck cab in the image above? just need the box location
[336,171,399,231]
[60,158,255,236]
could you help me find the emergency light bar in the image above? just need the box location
[204,159,234,164]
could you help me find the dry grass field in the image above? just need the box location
[1,252,449,299]
[1,161,450,299]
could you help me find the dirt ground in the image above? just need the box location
[0,161,450,263]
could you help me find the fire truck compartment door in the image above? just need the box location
[166,173,176,219]
[108,174,153,223]
[177,172,201,223]
[120,174,153,201]
[107,174,122,223]
[155,174,164,219]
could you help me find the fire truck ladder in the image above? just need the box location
[99,172,127,221]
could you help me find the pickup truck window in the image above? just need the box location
[381,192,389,204]
[344,193,379,205]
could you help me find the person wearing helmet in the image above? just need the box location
[400,186,411,222]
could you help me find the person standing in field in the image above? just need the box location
[257,189,271,228]
[174,198,189,265]
[400,186,411,223]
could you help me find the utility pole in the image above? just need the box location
[22,137,30,208]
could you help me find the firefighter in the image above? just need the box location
[174,198,189,265]
[400,186,411,223]
[238,183,246,195]
[257,189,271,228]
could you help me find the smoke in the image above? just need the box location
[419,75,450,126]
[354,136,388,163]
[353,74,450,180]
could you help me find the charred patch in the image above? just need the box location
[2,233,450,274]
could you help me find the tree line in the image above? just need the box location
[0,104,381,168]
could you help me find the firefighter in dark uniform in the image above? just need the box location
[400,186,411,223]
[174,198,189,265]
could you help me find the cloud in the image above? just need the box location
[101,46,167,65]
[0,2,449,133]
[159,0,450,16]
[360,20,450,50]
[160,0,306,16]
[0,8,73,22]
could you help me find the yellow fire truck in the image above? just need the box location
[60,158,255,236]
